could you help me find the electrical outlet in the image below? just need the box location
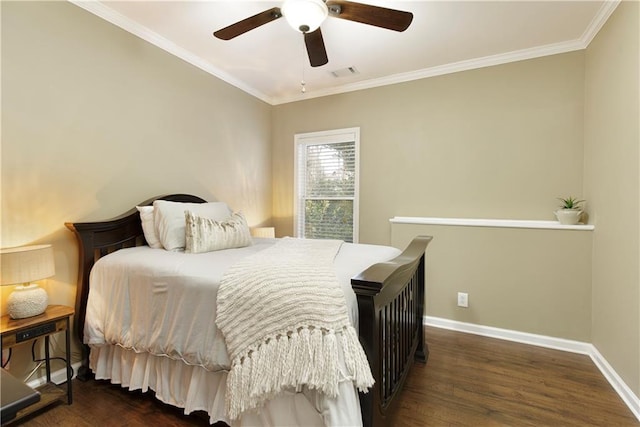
[457,292,469,308]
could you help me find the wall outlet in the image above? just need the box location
[457,292,469,308]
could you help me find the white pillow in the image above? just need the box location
[185,211,252,253]
[153,200,232,251]
[136,206,163,249]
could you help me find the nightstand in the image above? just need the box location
[0,305,73,423]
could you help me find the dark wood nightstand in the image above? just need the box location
[0,305,74,424]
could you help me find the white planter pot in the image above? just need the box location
[555,209,582,225]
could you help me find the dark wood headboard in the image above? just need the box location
[64,194,206,379]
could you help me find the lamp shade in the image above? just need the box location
[282,0,328,33]
[1,244,55,285]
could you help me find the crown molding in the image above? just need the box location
[272,1,621,105]
[69,0,621,107]
[68,0,274,105]
[273,38,587,104]
[579,0,621,46]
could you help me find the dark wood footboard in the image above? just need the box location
[352,236,433,427]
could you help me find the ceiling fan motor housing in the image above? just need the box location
[282,0,329,33]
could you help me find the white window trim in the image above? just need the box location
[293,127,360,243]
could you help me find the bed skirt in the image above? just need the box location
[89,344,363,426]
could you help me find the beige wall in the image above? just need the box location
[584,1,639,397]
[391,223,592,341]
[272,53,590,340]
[1,2,272,377]
[273,52,586,245]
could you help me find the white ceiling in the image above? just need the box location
[71,1,619,105]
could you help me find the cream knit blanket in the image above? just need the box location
[216,238,374,420]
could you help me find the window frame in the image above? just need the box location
[293,127,360,243]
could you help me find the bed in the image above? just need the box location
[65,194,432,426]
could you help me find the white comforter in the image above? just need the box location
[85,238,401,373]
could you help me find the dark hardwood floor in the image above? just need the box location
[391,327,638,426]
[10,327,639,426]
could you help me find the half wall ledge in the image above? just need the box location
[389,217,595,231]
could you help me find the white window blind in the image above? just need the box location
[294,128,360,243]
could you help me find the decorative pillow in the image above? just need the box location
[136,206,163,249]
[185,211,252,253]
[153,200,232,251]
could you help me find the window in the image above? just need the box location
[294,128,359,243]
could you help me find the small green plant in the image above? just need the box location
[558,196,585,210]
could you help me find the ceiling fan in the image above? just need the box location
[213,0,413,67]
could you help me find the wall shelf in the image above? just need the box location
[389,216,594,231]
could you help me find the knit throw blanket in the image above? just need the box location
[216,238,374,420]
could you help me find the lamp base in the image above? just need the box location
[7,283,48,319]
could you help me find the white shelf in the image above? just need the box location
[389,216,594,231]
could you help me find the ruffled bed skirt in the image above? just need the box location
[89,344,363,426]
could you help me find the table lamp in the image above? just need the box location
[250,227,276,238]
[1,244,55,319]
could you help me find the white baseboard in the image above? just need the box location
[424,316,593,354]
[589,346,640,422]
[23,322,640,423]
[424,316,640,422]
[26,361,82,389]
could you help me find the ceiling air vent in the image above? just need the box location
[330,67,360,78]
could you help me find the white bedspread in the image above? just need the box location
[85,238,401,373]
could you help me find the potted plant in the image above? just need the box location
[555,196,585,225]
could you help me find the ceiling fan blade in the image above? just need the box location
[304,28,328,67]
[326,1,413,32]
[213,7,282,40]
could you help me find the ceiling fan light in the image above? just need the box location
[282,0,328,33]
